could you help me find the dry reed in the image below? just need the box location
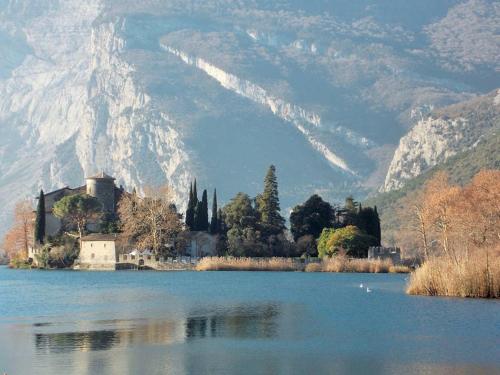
[305,256,411,273]
[406,252,500,298]
[196,257,301,271]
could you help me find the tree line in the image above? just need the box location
[183,165,380,258]
[2,165,381,265]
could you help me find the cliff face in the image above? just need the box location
[382,90,500,192]
[0,0,498,236]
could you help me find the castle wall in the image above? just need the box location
[86,179,116,212]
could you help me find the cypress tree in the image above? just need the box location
[193,179,198,204]
[210,189,218,234]
[200,189,209,231]
[34,189,45,244]
[194,201,202,231]
[185,182,195,230]
[258,165,285,229]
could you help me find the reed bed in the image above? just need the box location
[196,257,301,271]
[304,257,411,273]
[406,253,500,298]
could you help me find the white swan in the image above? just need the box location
[366,288,372,293]
[359,283,364,288]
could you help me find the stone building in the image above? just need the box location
[41,172,126,237]
[368,246,401,264]
[186,232,217,257]
[77,233,119,270]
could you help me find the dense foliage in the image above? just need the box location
[317,226,378,258]
[52,194,102,241]
[290,194,336,241]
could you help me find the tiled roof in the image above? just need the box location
[86,171,115,180]
[81,233,118,242]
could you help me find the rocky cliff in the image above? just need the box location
[382,90,500,192]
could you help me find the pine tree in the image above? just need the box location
[210,189,218,234]
[258,165,285,229]
[34,189,45,244]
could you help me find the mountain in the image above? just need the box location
[366,92,500,245]
[0,0,499,236]
[382,89,500,192]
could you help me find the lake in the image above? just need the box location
[0,266,499,375]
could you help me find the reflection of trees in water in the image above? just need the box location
[33,305,280,354]
[34,320,180,353]
[35,330,118,353]
[186,304,280,339]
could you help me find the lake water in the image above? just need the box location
[0,266,499,375]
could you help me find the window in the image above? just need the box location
[104,244,106,248]
[123,255,127,261]
[90,243,93,248]
[91,253,95,259]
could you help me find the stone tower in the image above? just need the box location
[86,171,116,213]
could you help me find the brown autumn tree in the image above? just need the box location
[118,185,184,255]
[396,170,500,262]
[1,200,35,260]
[405,170,500,298]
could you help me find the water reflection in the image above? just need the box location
[35,330,118,353]
[34,319,183,354]
[185,303,280,339]
[33,303,281,354]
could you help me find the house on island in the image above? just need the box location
[42,171,126,237]
[77,233,119,270]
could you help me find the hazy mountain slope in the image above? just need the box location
[0,0,498,237]
[382,90,500,192]
[366,110,499,246]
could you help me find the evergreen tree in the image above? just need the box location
[342,196,360,227]
[357,206,381,246]
[185,182,195,230]
[201,189,209,231]
[258,165,285,229]
[193,188,209,231]
[193,179,198,204]
[217,208,225,233]
[289,194,335,241]
[374,206,381,246]
[210,189,218,234]
[34,189,46,244]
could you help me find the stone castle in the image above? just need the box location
[43,171,126,237]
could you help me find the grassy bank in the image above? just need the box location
[196,257,301,271]
[406,253,500,298]
[305,257,411,273]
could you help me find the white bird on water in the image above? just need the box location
[359,283,364,288]
[366,287,372,293]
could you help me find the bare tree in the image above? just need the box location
[118,185,184,255]
[1,200,35,260]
